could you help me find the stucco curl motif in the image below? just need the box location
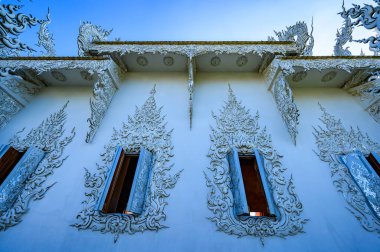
[205,86,307,243]
[78,22,112,56]
[0,102,75,231]
[74,86,182,242]
[313,104,380,234]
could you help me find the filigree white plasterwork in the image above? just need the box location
[188,57,194,129]
[78,22,112,56]
[205,86,307,242]
[0,102,75,231]
[85,73,117,143]
[36,8,55,56]
[313,104,380,234]
[0,58,121,143]
[269,21,314,56]
[0,4,42,56]
[3,77,43,99]
[74,86,182,242]
[0,89,22,129]
[272,74,299,145]
[0,58,112,78]
[334,3,353,56]
[268,57,380,79]
[340,1,380,55]
[89,43,298,58]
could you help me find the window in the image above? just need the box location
[227,147,279,218]
[339,151,380,218]
[0,144,45,211]
[95,146,153,215]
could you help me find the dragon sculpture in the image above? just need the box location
[36,8,55,56]
[268,21,314,56]
[334,3,353,56]
[77,21,112,56]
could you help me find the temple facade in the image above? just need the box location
[0,2,380,252]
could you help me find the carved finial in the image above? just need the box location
[36,7,55,56]
[150,84,156,95]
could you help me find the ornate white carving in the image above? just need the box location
[51,70,66,82]
[74,86,182,242]
[0,4,41,56]
[334,3,353,56]
[89,43,298,58]
[78,22,112,56]
[313,104,380,234]
[340,1,380,55]
[0,88,22,129]
[0,102,75,231]
[163,56,174,66]
[348,72,380,124]
[86,73,117,143]
[3,77,43,99]
[321,71,337,82]
[36,8,55,57]
[188,57,195,129]
[269,21,314,55]
[272,74,300,145]
[0,58,122,143]
[205,86,307,242]
[270,57,380,78]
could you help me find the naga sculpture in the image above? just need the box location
[77,22,112,56]
[268,21,314,56]
[36,8,55,56]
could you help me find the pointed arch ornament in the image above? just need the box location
[73,86,182,242]
[204,86,307,242]
[0,102,75,231]
[313,104,380,234]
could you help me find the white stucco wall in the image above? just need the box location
[0,72,379,252]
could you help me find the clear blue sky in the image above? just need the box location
[6,0,376,56]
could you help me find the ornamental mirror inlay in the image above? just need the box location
[205,86,307,243]
[73,86,182,242]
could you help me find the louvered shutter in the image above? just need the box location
[227,147,249,216]
[126,147,153,214]
[95,146,123,211]
[340,151,380,218]
[254,149,280,218]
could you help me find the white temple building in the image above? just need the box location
[0,2,380,252]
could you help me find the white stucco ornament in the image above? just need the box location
[74,86,182,242]
[314,104,380,234]
[0,102,75,231]
[205,86,307,243]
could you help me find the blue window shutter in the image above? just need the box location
[126,147,153,215]
[0,147,45,212]
[340,151,380,218]
[227,147,249,216]
[0,144,10,158]
[95,146,123,211]
[254,149,280,218]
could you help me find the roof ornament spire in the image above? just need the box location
[334,1,353,56]
[36,7,56,56]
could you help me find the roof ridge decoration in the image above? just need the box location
[340,0,380,55]
[36,8,56,57]
[0,102,75,231]
[205,85,307,243]
[334,2,353,56]
[313,104,380,234]
[74,86,182,242]
[78,21,113,56]
[0,4,55,57]
[268,20,314,56]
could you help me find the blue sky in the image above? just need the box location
[6,0,377,56]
